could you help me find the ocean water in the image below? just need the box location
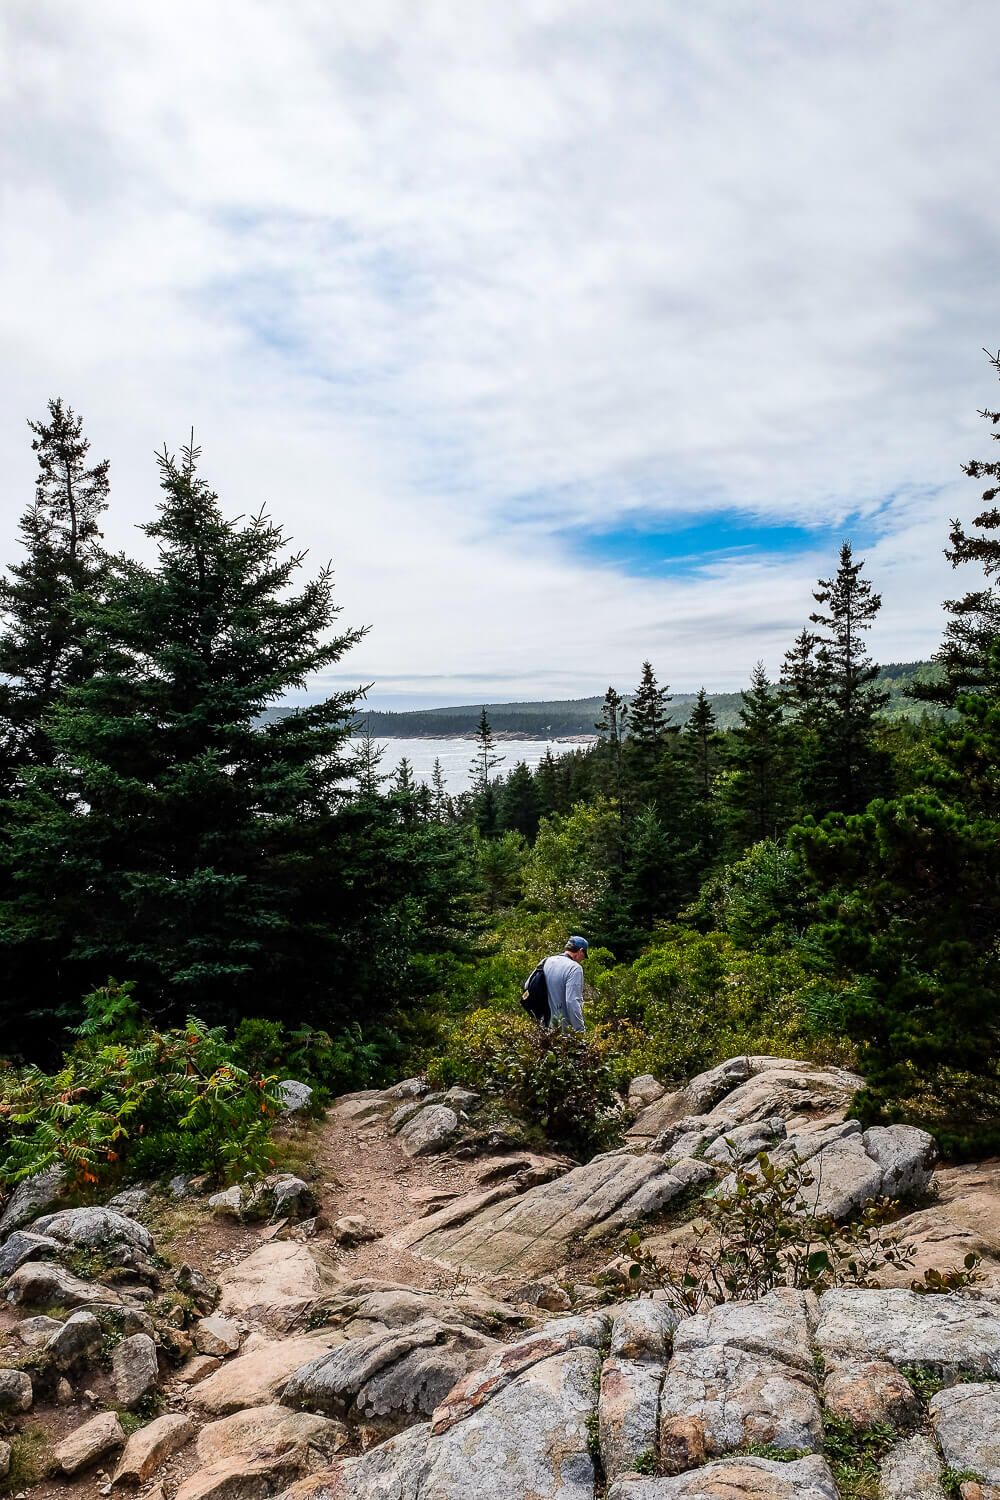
[357,736,592,796]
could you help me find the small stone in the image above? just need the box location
[176,1262,219,1312]
[332,1214,382,1248]
[45,1309,103,1371]
[112,1333,159,1409]
[628,1075,666,1107]
[516,1278,572,1313]
[208,1187,243,1218]
[106,1188,150,1218]
[193,1316,244,1358]
[14,1314,63,1347]
[268,1176,315,1220]
[175,1355,222,1386]
[55,1411,126,1476]
[55,1377,74,1405]
[113,1412,195,1486]
[0,1441,9,1480]
[279,1080,313,1116]
[169,1175,195,1199]
[0,1369,32,1414]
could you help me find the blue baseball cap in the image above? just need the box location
[566,935,589,953]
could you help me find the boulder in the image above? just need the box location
[15,1313,63,1347]
[321,1279,528,1340]
[280,1080,314,1116]
[629,1057,863,1141]
[113,1412,196,1485]
[0,1440,9,1480]
[879,1161,1000,1289]
[332,1215,382,1247]
[628,1075,666,1108]
[175,1448,311,1500]
[0,1228,61,1279]
[880,1433,947,1499]
[6,1261,126,1312]
[816,1288,1000,1377]
[55,1410,127,1476]
[608,1454,840,1499]
[190,1332,342,1416]
[822,1358,919,1429]
[194,1315,245,1358]
[671,1288,819,1372]
[610,1300,681,1360]
[217,1242,343,1331]
[176,1355,223,1386]
[269,1175,316,1219]
[112,1332,159,1408]
[209,1186,244,1217]
[177,1261,220,1312]
[403,1148,714,1276]
[282,1318,498,1430]
[930,1383,1000,1485]
[45,1309,103,1370]
[430,1311,610,1433]
[388,1100,425,1133]
[862,1124,938,1198]
[442,1087,480,1111]
[196,1405,348,1466]
[31,1204,154,1255]
[0,1165,65,1239]
[397,1105,460,1158]
[107,1187,150,1218]
[0,1368,32,1413]
[384,1077,429,1101]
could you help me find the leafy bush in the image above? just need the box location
[0,982,283,1191]
[587,930,849,1086]
[622,1151,915,1311]
[428,1007,620,1156]
[231,1017,401,1104]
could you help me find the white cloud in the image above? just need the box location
[1,1,998,703]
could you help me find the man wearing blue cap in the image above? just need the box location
[543,936,589,1031]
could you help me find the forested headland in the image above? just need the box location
[1,351,999,1192]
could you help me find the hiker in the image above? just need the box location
[522,936,589,1031]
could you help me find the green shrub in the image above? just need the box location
[231,1017,401,1104]
[0,982,283,1191]
[428,1008,620,1156]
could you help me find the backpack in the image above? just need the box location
[520,960,551,1024]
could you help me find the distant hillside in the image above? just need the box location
[341,661,944,737]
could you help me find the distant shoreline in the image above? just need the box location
[366,732,600,744]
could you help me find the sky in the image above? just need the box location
[2,3,999,709]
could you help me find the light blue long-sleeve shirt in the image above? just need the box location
[543,952,585,1031]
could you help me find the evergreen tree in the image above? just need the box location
[624,660,673,803]
[683,688,720,801]
[534,747,562,817]
[723,663,794,849]
[595,685,628,804]
[499,760,543,840]
[469,706,504,837]
[779,628,824,721]
[805,542,889,814]
[0,438,387,1036]
[430,757,451,821]
[795,655,1000,1145]
[0,399,109,782]
[354,718,386,796]
[916,348,1000,706]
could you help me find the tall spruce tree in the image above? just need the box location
[469,706,504,836]
[0,399,109,782]
[801,543,888,815]
[499,760,543,839]
[683,688,720,801]
[624,660,673,803]
[723,663,794,849]
[595,685,628,804]
[916,347,1000,706]
[0,438,381,1037]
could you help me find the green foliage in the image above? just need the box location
[427,1007,620,1156]
[622,1152,914,1312]
[232,1016,401,1103]
[822,1416,898,1500]
[522,798,622,926]
[0,1429,54,1495]
[683,841,812,951]
[586,930,839,1086]
[0,984,283,1189]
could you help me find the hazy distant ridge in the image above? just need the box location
[260,661,941,737]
